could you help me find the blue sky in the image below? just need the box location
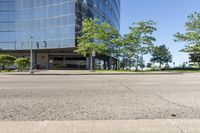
[120,0,200,66]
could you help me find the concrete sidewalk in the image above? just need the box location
[0,70,182,75]
[1,120,200,133]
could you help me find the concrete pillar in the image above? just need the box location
[32,51,36,68]
[86,57,90,70]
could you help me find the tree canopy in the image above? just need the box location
[150,45,172,70]
[174,12,200,54]
[123,20,157,70]
[75,18,121,57]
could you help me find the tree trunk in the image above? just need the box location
[122,58,125,70]
[141,54,144,72]
[136,64,138,71]
[159,63,162,71]
[198,62,200,69]
[136,56,139,71]
[2,65,5,70]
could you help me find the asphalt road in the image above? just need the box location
[1,73,200,121]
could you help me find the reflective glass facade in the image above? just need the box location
[75,0,120,34]
[0,0,75,50]
[0,0,120,50]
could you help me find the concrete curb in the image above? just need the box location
[0,71,183,76]
[0,120,200,133]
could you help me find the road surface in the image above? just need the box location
[0,73,200,120]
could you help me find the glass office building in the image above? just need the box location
[0,0,120,70]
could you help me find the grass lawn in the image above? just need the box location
[0,70,17,73]
[95,69,200,73]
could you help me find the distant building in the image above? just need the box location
[0,0,120,70]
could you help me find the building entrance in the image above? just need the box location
[48,55,86,70]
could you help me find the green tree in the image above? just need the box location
[125,21,157,71]
[174,12,200,66]
[150,45,172,70]
[146,63,152,68]
[120,56,134,70]
[14,58,30,71]
[0,54,16,70]
[116,39,134,70]
[75,18,121,70]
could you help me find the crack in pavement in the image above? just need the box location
[168,119,186,133]
[117,79,200,113]
[153,94,200,112]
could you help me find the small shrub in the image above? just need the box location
[15,58,30,71]
[0,54,16,70]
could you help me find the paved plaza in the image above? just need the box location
[0,73,200,121]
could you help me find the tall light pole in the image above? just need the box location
[30,36,34,74]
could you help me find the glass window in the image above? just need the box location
[48,6,55,17]
[61,2,74,15]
